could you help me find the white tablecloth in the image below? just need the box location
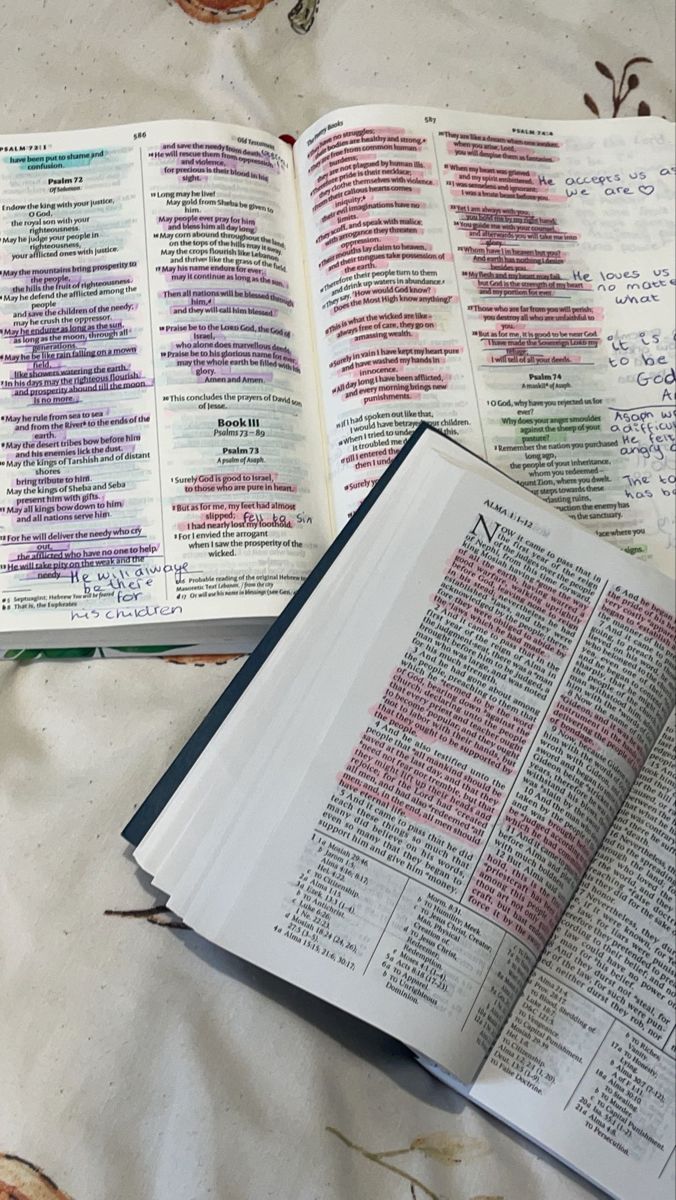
[1,3,673,1197]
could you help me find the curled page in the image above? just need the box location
[472,714,676,1200]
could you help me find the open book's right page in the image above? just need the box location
[295,107,675,571]
[137,429,674,1091]
[471,712,675,1200]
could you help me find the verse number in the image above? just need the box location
[133,130,147,140]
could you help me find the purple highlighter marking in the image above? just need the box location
[157,215,258,232]
[4,437,141,467]
[160,266,290,290]
[1,260,152,404]
[0,255,159,582]
[151,142,282,185]
[4,538,163,580]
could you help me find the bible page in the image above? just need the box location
[471,713,675,1200]
[134,458,431,907]
[0,120,330,645]
[295,106,675,573]
[135,428,675,1084]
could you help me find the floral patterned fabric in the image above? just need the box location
[0,2,673,1197]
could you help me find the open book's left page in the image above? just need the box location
[0,120,330,646]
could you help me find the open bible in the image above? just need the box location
[124,426,675,1200]
[1,106,674,653]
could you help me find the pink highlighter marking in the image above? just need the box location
[503,807,593,877]
[549,693,645,774]
[446,546,588,629]
[373,666,534,775]
[337,727,505,846]
[601,589,676,653]
[433,592,568,659]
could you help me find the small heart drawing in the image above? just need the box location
[638,184,655,195]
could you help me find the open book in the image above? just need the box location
[124,426,675,1200]
[1,106,674,653]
